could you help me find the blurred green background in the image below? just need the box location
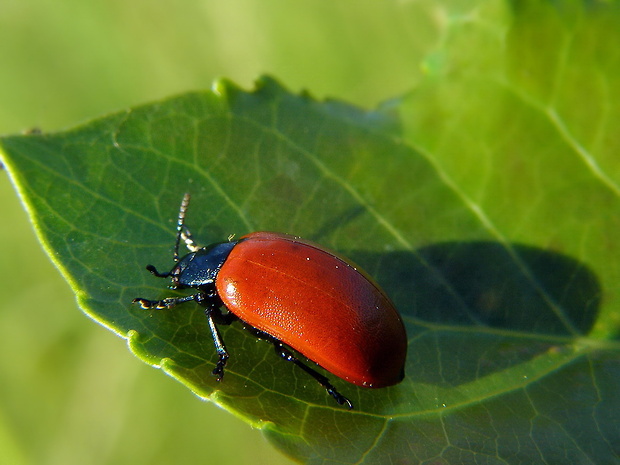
[0,1,437,463]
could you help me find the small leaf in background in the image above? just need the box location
[1,1,619,465]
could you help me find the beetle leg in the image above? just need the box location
[247,328,353,409]
[204,306,229,381]
[272,341,354,409]
[132,294,198,309]
[194,293,235,380]
[133,289,232,381]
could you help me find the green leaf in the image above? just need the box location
[2,76,441,460]
[1,2,619,464]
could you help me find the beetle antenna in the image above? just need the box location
[173,193,191,262]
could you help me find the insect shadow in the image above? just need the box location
[348,241,601,386]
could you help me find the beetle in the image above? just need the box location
[133,194,407,408]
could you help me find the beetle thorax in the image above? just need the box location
[173,241,237,289]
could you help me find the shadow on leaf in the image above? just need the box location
[350,242,600,386]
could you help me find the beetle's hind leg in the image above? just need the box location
[273,341,354,409]
[248,328,353,409]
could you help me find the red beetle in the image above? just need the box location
[133,194,407,408]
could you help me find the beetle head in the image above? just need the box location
[170,241,237,290]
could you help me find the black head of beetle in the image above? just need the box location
[152,241,238,290]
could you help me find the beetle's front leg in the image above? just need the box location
[132,293,200,309]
